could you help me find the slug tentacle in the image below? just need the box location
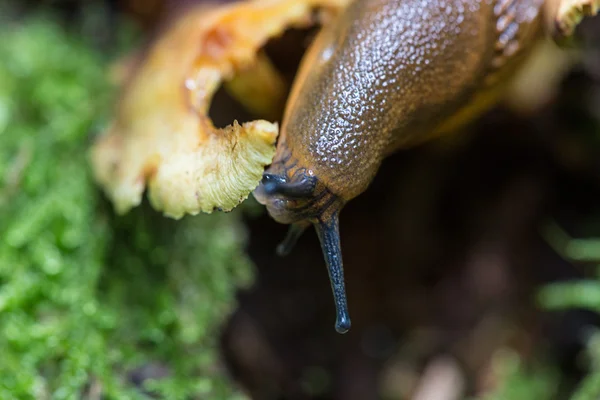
[261,173,316,199]
[276,223,309,256]
[315,213,351,334]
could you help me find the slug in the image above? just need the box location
[252,0,573,334]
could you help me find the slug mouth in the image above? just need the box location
[253,163,351,334]
[254,170,318,223]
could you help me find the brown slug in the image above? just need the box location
[252,0,594,334]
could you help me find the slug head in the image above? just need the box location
[254,150,351,334]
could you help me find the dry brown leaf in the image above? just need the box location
[90,0,350,219]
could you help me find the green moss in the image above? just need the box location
[538,222,600,400]
[0,16,252,399]
[474,350,559,400]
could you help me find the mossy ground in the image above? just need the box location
[0,16,252,399]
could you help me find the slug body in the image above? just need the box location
[254,0,546,333]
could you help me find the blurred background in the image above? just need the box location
[2,0,600,399]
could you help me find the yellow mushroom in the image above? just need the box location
[90,0,351,219]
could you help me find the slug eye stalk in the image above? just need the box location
[276,214,351,334]
[314,214,351,334]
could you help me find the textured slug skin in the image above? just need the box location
[278,0,544,200]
